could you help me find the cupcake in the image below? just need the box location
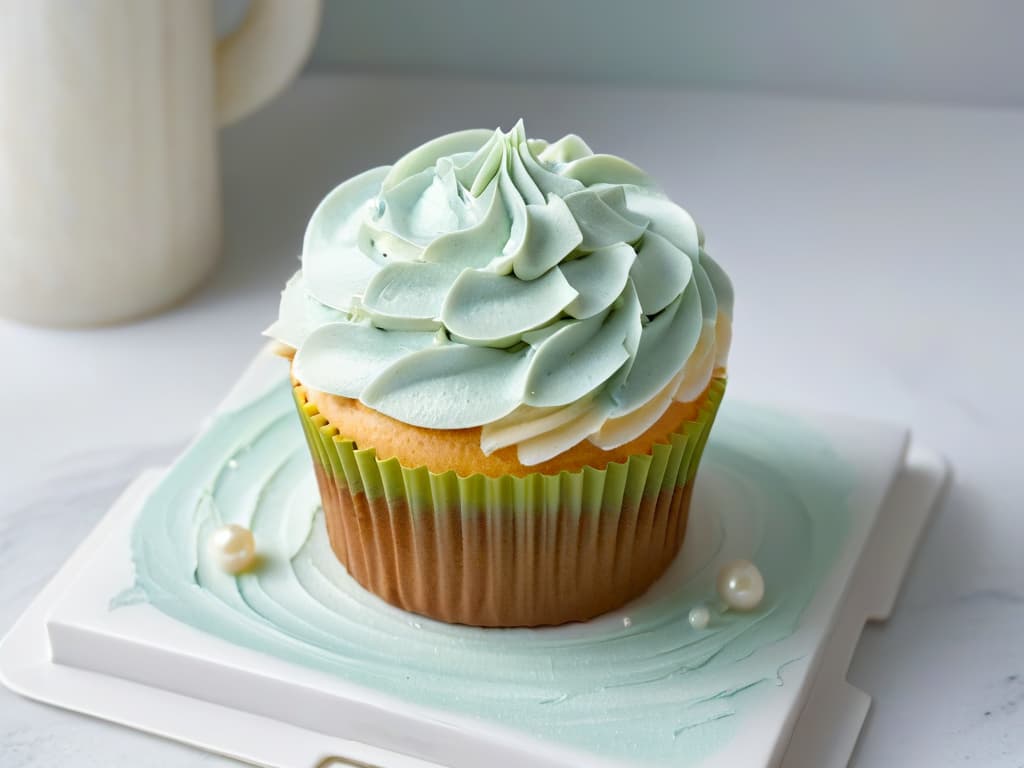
[266,121,733,627]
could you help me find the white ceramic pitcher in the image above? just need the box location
[0,0,321,327]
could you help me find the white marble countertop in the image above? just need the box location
[1,73,1022,767]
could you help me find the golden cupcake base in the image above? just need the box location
[295,380,724,627]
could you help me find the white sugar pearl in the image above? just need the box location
[716,559,765,612]
[622,616,633,629]
[688,605,711,630]
[208,524,256,574]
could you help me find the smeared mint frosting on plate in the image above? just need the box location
[266,121,734,464]
[121,373,855,767]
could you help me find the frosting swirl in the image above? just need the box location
[266,121,733,465]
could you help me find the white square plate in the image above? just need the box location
[0,350,947,768]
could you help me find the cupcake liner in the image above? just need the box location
[294,380,725,627]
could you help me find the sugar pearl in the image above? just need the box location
[208,524,257,574]
[688,605,711,630]
[716,559,765,612]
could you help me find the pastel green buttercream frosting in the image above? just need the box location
[266,121,734,465]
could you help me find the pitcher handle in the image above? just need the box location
[216,0,322,126]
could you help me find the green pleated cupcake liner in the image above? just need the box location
[294,379,725,627]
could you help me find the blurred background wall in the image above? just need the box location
[217,0,1023,108]
[312,0,1022,107]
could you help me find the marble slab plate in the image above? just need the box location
[0,351,947,768]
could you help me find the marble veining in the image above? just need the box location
[3,74,1019,767]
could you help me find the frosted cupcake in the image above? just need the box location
[266,121,733,627]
